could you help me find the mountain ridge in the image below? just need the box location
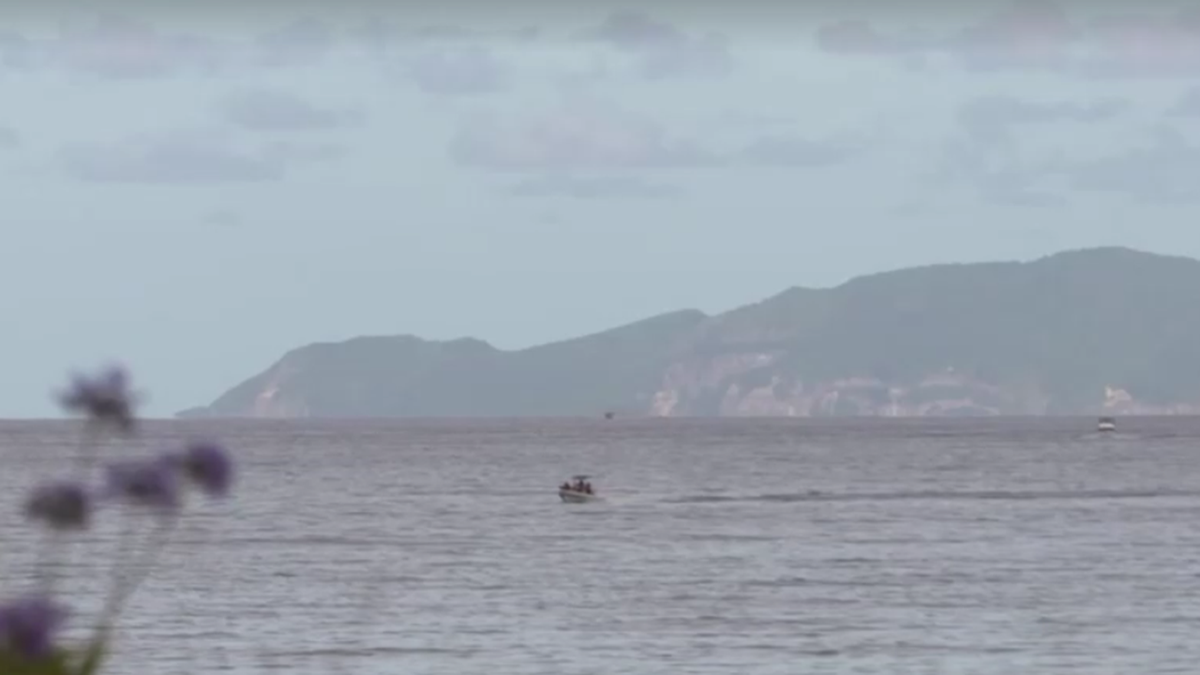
[181,247,1200,418]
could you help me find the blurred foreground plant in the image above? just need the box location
[0,366,233,675]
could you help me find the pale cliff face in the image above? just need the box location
[646,353,1200,417]
[231,351,1200,419]
[247,365,311,418]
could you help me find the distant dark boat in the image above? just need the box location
[604,411,615,420]
[1097,416,1116,432]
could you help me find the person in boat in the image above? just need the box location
[583,481,593,494]
[560,481,571,491]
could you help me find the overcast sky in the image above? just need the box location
[3,0,1199,417]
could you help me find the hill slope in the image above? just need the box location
[181,247,1200,418]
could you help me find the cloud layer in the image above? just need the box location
[58,130,340,184]
[816,1,1200,79]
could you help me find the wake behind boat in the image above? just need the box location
[559,474,601,503]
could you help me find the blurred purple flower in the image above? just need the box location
[0,595,67,659]
[24,481,91,530]
[179,442,234,497]
[104,457,180,510]
[58,365,136,432]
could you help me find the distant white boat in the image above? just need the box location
[559,488,602,503]
[1097,416,1116,432]
[559,474,601,503]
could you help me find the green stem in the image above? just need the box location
[96,512,177,632]
[34,529,60,595]
[48,423,102,596]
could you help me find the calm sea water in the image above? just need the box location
[2,417,1200,674]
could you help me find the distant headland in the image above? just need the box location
[179,247,1200,418]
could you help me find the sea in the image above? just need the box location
[2,416,1200,675]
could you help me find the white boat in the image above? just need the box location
[559,474,601,503]
[1097,416,1116,432]
[559,488,602,503]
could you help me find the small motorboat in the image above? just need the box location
[1097,416,1116,432]
[559,474,601,503]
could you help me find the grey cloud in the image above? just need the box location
[1074,12,1200,80]
[404,46,508,95]
[957,95,1129,145]
[0,31,34,69]
[709,110,797,129]
[57,130,341,184]
[816,4,1072,69]
[735,136,857,167]
[1051,126,1200,203]
[51,14,226,79]
[981,182,1068,208]
[350,18,539,56]
[1169,87,1200,117]
[938,136,1065,208]
[254,17,336,68]
[0,14,339,78]
[450,103,866,172]
[220,88,362,131]
[815,3,1200,80]
[942,94,1129,203]
[947,1,1076,73]
[0,126,19,150]
[814,20,931,57]
[262,140,346,164]
[892,201,934,218]
[582,11,734,80]
[507,174,682,200]
[200,209,242,228]
[449,104,719,170]
[940,120,1200,207]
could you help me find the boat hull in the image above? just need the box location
[559,489,600,503]
[1097,423,1116,432]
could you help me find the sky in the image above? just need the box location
[3,0,1200,417]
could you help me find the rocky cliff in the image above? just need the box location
[181,247,1200,418]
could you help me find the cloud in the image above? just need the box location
[581,11,734,79]
[0,126,19,150]
[815,2,1200,79]
[939,120,1200,206]
[200,209,242,228]
[0,31,35,68]
[57,129,340,184]
[51,13,225,79]
[735,136,857,167]
[957,94,1129,145]
[219,87,362,131]
[449,99,868,173]
[253,17,336,68]
[1168,86,1200,117]
[1051,126,1200,203]
[506,174,681,200]
[1078,11,1200,79]
[261,140,346,164]
[938,132,1065,208]
[349,17,538,57]
[403,46,508,95]
[814,20,929,56]
[933,94,1130,206]
[0,14,341,78]
[949,0,1077,72]
[448,102,719,170]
